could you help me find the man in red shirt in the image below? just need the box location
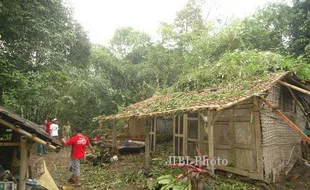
[46,118,52,135]
[61,127,94,187]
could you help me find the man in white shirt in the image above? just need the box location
[50,118,59,138]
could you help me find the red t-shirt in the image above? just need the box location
[46,122,52,135]
[66,135,90,160]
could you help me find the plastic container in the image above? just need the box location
[0,182,16,190]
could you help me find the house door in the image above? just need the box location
[186,113,200,157]
[173,115,184,156]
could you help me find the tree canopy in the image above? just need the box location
[1,0,310,135]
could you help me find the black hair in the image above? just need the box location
[75,127,83,133]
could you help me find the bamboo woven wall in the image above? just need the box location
[128,118,146,140]
[261,84,306,182]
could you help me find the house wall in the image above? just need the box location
[128,118,146,141]
[128,117,173,141]
[156,117,173,142]
[172,99,263,179]
[212,100,262,179]
[261,84,306,182]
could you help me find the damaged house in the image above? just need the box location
[97,71,310,183]
[0,106,62,190]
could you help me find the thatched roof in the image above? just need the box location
[0,106,62,146]
[97,71,293,121]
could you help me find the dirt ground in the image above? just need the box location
[31,148,310,190]
[269,161,310,190]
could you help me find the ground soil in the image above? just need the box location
[270,161,310,190]
[31,148,310,190]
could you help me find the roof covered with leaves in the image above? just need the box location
[97,71,290,121]
[0,106,62,146]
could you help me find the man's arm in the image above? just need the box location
[61,137,72,146]
[61,138,66,145]
[88,144,95,154]
[86,138,94,154]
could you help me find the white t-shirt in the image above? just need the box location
[50,123,59,137]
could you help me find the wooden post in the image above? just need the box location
[207,110,215,175]
[11,148,17,170]
[112,121,117,151]
[19,136,28,190]
[277,80,310,96]
[253,97,263,177]
[287,87,310,120]
[144,120,150,169]
[261,97,310,144]
[99,120,103,129]
[173,116,176,156]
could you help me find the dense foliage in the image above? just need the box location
[0,0,310,134]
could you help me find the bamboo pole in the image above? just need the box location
[216,95,255,112]
[286,87,310,122]
[207,110,215,175]
[11,148,17,169]
[99,120,103,129]
[287,76,310,91]
[277,80,310,96]
[261,98,310,144]
[0,142,19,146]
[199,113,208,123]
[144,120,150,169]
[0,119,60,151]
[19,135,28,190]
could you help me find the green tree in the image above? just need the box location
[109,27,151,63]
[288,0,310,56]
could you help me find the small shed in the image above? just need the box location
[97,71,310,183]
[0,106,62,190]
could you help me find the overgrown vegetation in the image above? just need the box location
[1,0,310,130]
[174,50,310,92]
[51,153,257,190]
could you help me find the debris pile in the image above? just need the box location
[118,140,145,154]
[0,165,17,190]
[85,134,120,168]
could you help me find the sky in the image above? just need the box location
[69,0,276,45]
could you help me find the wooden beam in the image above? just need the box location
[253,97,263,177]
[144,120,150,169]
[278,80,310,96]
[0,119,60,151]
[216,96,252,112]
[183,114,187,156]
[19,136,28,190]
[261,98,310,144]
[207,110,215,175]
[0,142,19,146]
[200,111,220,125]
[287,75,310,91]
[199,112,208,123]
[173,116,176,155]
[153,117,157,151]
[99,120,104,129]
[287,87,310,122]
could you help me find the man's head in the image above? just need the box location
[52,118,57,123]
[66,120,70,125]
[43,119,48,125]
[75,127,83,133]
